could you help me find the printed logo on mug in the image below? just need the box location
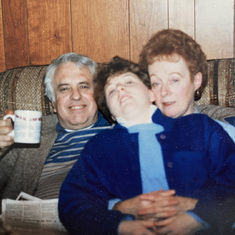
[4,110,42,144]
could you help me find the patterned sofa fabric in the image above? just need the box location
[0,59,234,120]
[0,65,53,119]
[195,58,235,107]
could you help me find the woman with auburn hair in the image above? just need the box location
[139,29,234,140]
[113,29,235,235]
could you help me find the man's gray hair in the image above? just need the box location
[44,53,97,102]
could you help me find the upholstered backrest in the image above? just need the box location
[0,65,53,118]
[195,58,235,107]
[0,59,234,119]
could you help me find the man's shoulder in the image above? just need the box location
[42,114,58,125]
[41,114,58,137]
[176,113,234,142]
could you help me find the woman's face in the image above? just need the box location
[105,72,154,124]
[148,55,202,118]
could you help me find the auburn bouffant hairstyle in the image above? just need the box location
[139,29,208,101]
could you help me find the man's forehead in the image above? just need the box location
[56,62,91,74]
[56,78,93,87]
[54,65,93,83]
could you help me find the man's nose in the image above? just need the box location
[70,89,81,100]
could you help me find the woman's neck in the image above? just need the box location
[117,105,157,128]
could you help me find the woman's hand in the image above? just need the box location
[113,190,178,220]
[137,190,179,220]
[138,193,198,220]
[118,220,156,235]
[154,212,203,235]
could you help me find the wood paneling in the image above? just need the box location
[130,0,168,62]
[2,0,29,69]
[0,0,234,71]
[196,0,234,59]
[0,0,5,71]
[27,0,72,65]
[169,0,195,38]
[71,0,129,63]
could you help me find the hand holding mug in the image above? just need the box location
[3,110,42,144]
[0,110,14,148]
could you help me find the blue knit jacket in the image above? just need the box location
[59,109,235,235]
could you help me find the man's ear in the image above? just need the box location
[193,72,202,91]
[52,102,57,113]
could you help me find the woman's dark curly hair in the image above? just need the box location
[139,29,208,101]
[94,56,150,123]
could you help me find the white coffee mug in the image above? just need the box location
[3,110,42,144]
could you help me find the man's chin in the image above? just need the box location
[69,117,86,126]
[59,117,85,129]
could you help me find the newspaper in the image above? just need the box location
[1,192,68,235]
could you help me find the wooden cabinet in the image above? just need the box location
[0,0,234,71]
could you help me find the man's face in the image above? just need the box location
[149,55,201,118]
[105,72,154,124]
[52,62,98,130]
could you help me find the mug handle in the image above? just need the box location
[3,114,15,137]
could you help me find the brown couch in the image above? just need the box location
[0,58,234,123]
[0,59,234,234]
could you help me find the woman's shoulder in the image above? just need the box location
[86,123,128,145]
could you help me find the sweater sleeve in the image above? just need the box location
[0,148,18,198]
[58,136,134,235]
[189,120,235,232]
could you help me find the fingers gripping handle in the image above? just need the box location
[3,114,14,137]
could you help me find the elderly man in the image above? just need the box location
[0,53,110,201]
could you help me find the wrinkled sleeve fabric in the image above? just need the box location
[58,132,135,235]
[153,111,235,233]
[188,117,235,232]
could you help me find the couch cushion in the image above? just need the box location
[195,58,235,107]
[196,104,235,124]
[0,65,54,119]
